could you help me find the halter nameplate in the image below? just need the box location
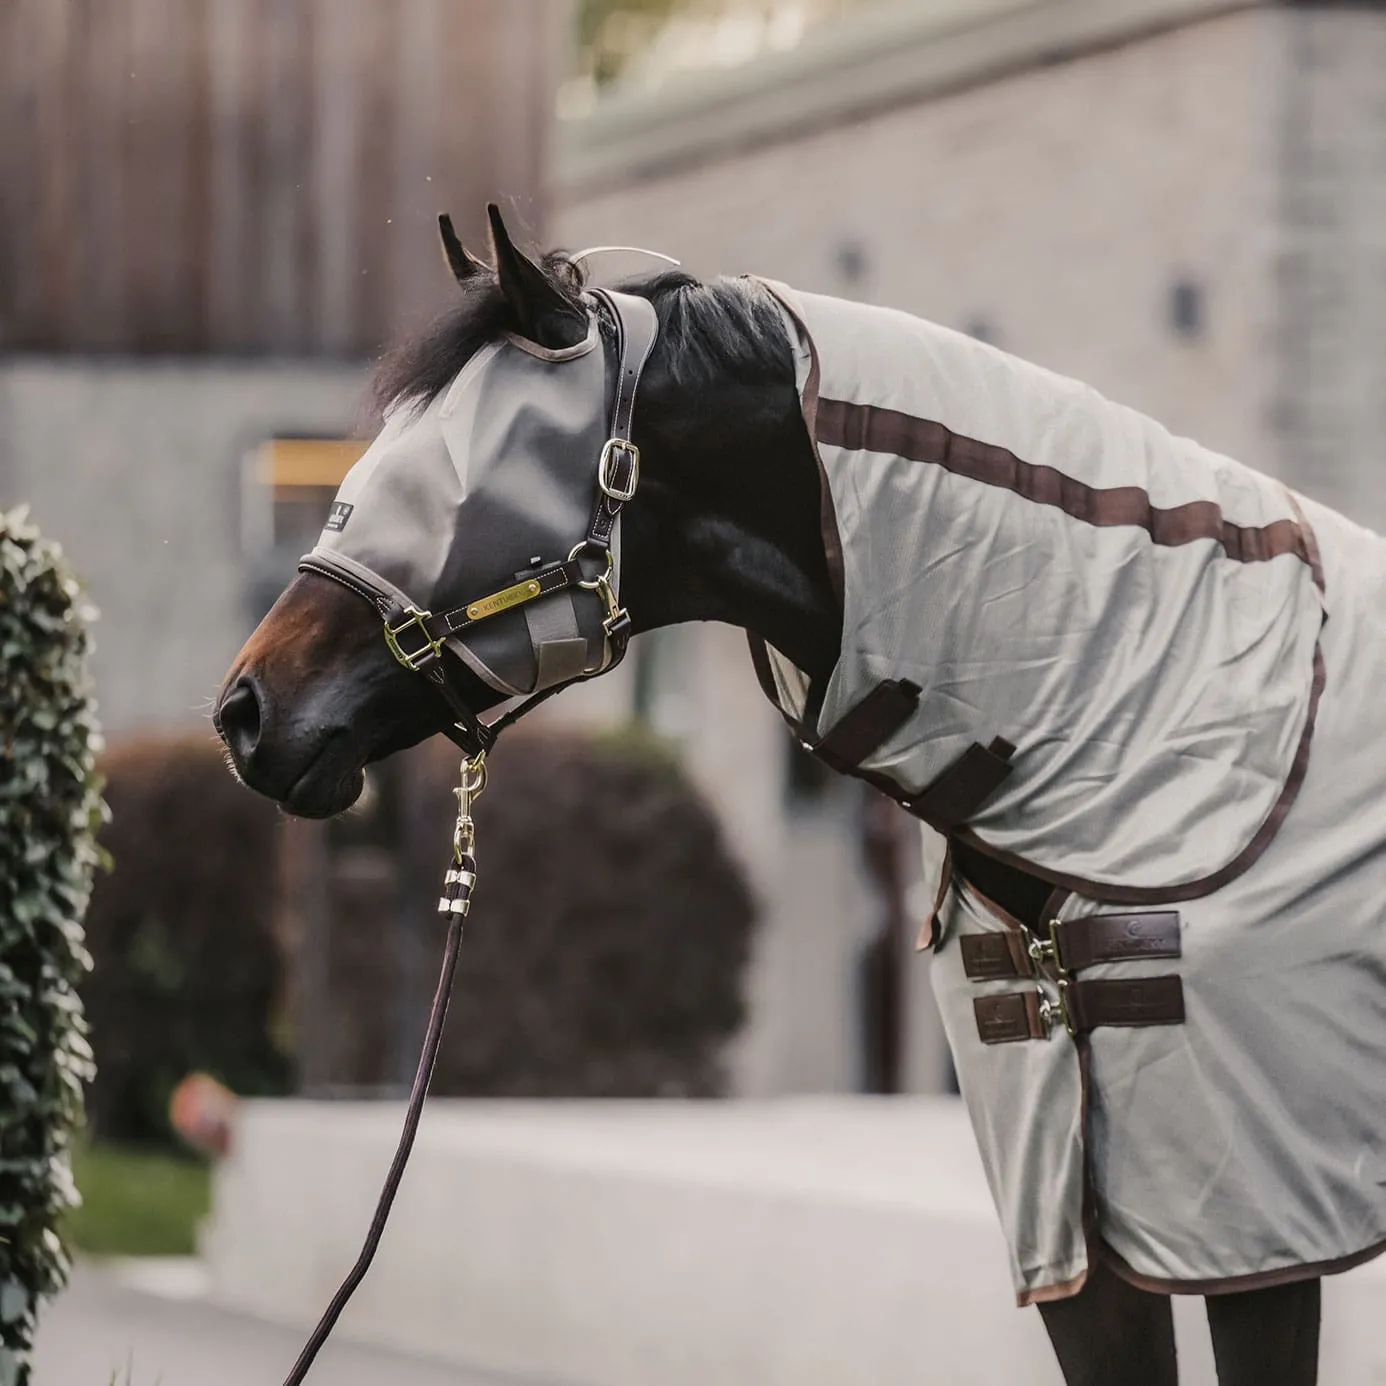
[467,578,543,622]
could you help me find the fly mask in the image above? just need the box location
[299,288,659,755]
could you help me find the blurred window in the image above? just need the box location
[1169,278,1204,339]
[242,436,367,622]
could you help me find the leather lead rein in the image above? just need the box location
[281,292,660,1383]
[281,756,485,1386]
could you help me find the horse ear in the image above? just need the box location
[487,202,588,349]
[438,213,489,287]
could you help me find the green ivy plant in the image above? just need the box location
[0,508,103,1385]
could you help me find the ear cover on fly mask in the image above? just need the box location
[303,314,616,697]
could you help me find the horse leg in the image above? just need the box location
[1203,1278,1321,1386]
[1036,1258,1179,1386]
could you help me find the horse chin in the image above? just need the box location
[279,738,368,819]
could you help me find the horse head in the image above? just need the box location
[215,205,839,816]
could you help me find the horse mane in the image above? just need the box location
[371,252,790,414]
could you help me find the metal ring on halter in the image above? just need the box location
[568,542,614,590]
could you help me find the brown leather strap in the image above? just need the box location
[1064,975,1185,1032]
[908,737,1015,832]
[811,679,922,772]
[974,990,1048,1044]
[1055,910,1181,972]
[960,911,1182,981]
[585,289,658,550]
[960,931,1033,982]
[973,975,1184,1044]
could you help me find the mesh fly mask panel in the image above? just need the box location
[299,290,658,741]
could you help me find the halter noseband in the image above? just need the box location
[298,288,660,758]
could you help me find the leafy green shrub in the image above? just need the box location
[81,735,291,1146]
[0,508,104,1383]
[318,730,757,1097]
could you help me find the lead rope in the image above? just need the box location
[281,752,487,1386]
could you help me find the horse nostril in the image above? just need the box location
[217,677,264,763]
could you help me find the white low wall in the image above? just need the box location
[201,1097,1386,1386]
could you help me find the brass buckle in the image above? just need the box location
[1038,980,1077,1039]
[1033,918,1076,1038]
[383,606,445,672]
[598,438,640,502]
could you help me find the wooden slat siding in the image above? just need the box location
[390,0,441,341]
[125,0,163,349]
[291,0,319,354]
[154,0,193,349]
[0,0,25,345]
[207,0,245,351]
[79,0,129,349]
[28,1,73,346]
[310,0,357,356]
[0,0,553,355]
[260,0,308,351]
[184,1,214,352]
[354,0,399,355]
[438,0,503,265]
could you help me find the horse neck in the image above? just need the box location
[618,334,842,686]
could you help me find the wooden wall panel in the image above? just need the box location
[0,0,561,356]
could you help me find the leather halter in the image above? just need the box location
[299,289,659,758]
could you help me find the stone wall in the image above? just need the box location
[556,8,1281,473]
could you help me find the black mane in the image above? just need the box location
[372,253,790,413]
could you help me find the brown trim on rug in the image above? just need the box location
[1017,1268,1090,1309]
[913,838,953,952]
[1284,486,1326,595]
[757,281,845,609]
[816,398,1317,571]
[1100,1233,1386,1298]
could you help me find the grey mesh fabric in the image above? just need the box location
[306,320,616,696]
[759,280,1386,1301]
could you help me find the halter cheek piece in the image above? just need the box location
[298,288,659,758]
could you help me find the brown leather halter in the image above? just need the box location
[280,289,658,1385]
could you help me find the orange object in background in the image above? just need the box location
[169,1073,239,1159]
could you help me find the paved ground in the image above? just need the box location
[33,1261,509,1386]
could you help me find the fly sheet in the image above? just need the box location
[756,281,1386,1303]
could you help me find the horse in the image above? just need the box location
[215,203,1386,1386]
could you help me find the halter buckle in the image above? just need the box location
[384,605,445,672]
[598,438,640,502]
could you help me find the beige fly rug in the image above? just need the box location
[752,281,1386,1305]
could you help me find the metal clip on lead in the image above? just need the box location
[439,753,486,917]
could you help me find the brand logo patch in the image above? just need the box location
[324,502,354,533]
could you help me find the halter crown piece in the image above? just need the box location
[298,285,660,758]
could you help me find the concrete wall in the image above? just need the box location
[1272,6,1386,533]
[200,1096,1386,1386]
[0,358,367,733]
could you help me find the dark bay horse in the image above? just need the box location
[216,205,1359,1386]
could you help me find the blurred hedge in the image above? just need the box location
[82,722,757,1132]
[0,508,104,1382]
[81,735,291,1145]
[320,730,757,1098]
